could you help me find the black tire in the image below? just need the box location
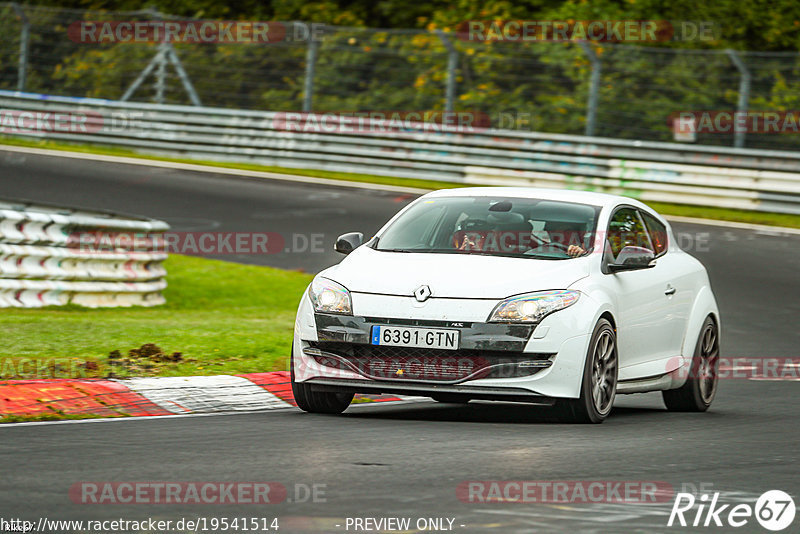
[554,318,618,424]
[662,316,719,412]
[431,394,470,404]
[290,345,353,414]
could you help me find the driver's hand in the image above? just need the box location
[460,235,477,250]
[567,245,586,257]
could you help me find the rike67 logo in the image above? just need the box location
[668,490,796,531]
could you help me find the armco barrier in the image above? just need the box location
[0,198,168,307]
[1,90,800,214]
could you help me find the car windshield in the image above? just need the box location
[375,196,601,259]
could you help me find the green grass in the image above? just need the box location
[5,135,799,229]
[0,254,312,379]
[0,412,120,424]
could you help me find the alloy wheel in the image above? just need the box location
[591,330,617,415]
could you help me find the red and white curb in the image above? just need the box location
[122,375,290,414]
[0,372,422,419]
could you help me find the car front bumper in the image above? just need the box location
[293,291,594,400]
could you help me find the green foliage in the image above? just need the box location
[3,1,800,149]
[13,0,800,49]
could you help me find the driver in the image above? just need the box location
[460,226,587,256]
[456,218,589,257]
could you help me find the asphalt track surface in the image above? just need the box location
[1,148,799,533]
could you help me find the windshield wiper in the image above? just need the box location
[378,248,451,253]
[521,254,566,260]
[378,248,569,259]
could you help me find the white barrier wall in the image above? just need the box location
[0,200,168,307]
[1,90,800,214]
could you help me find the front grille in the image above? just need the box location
[308,341,553,382]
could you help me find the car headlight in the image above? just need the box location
[308,277,352,315]
[488,290,579,323]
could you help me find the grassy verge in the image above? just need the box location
[4,135,799,229]
[0,413,121,424]
[0,254,312,379]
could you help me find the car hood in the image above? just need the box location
[321,246,591,299]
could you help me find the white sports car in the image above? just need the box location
[291,188,720,423]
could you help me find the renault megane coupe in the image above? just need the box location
[291,188,720,423]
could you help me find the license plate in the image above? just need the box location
[371,325,459,350]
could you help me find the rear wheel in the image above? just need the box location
[662,317,719,412]
[290,345,353,414]
[555,318,617,424]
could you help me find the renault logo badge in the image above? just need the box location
[414,285,432,302]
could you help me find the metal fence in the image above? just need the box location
[2,90,799,215]
[0,197,169,307]
[2,3,800,151]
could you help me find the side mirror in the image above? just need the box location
[609,246,655,272]
[334,232,364,255]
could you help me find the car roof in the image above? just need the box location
[423,187,654,212]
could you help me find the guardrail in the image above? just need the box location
[1,90,800,214]
[0,198,169,307]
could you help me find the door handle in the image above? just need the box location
[664,285,676,296]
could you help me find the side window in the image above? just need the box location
[640,211,668,257]
[607,207,652,259]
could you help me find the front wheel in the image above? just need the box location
[554,318,618,424]
[662,316,719,412]
[291,345,353,414]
